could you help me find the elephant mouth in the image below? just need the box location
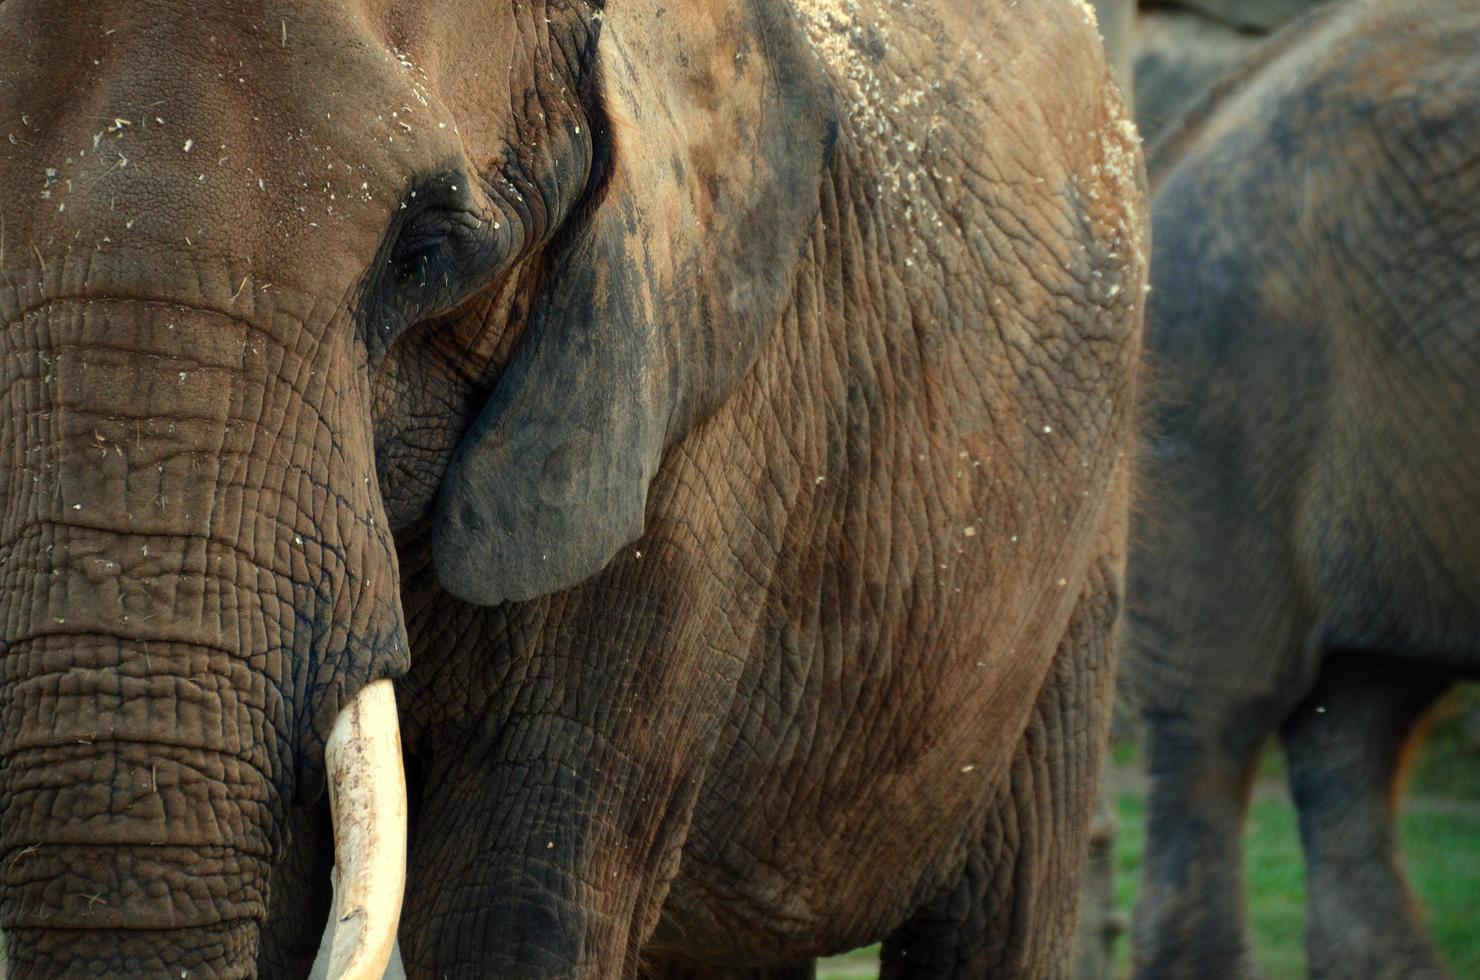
[318,678,408,980]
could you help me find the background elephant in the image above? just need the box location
[1132,0,1338,145]
[0,0,1146,976]
[1128,0,1480,976]
[1093,0,1138,92]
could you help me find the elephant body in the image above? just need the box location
[1132,0,1337,145]
[0,0,1145,976]
[1129,0,1480,976]
[392,1,1147,975]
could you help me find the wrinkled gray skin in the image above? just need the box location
[1133,1,1336,145]
[1129,1,1480,977]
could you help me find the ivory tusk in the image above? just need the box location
[322,678,407,980]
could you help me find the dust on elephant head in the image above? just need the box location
[0,0,832,973]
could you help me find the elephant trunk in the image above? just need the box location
[0,663,406,979]
[6,921,263,977]
[3,846,266,977]
[0,677,406,979]
[0,297,408,975]
[0,635,277,976]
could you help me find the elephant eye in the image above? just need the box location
[388,203,481,285]
[359,172,512,350]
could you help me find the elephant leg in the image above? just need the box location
[1131,700,1268,979]
[881,557,1121,979]
[639,954,816,979]
[1279,660,1449,980]
[399,719,719,978]
[1072,756,1127,980]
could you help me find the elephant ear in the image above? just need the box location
[432,0,838,605]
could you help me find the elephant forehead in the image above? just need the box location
[0,0,474,298]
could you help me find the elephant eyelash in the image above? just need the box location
[357,175,511,351]
[388,207,487,282]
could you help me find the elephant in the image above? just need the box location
[1132,0,1337,145]
[1127,0,1480,977]
[0,0,1148,976]
[1093,0,1138,92]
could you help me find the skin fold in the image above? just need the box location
[0,0,1146,976]
[1127,1,1480,977]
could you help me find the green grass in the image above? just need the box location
[1112,779,1480,979]
[1411,686,1480,801]
[817,945,880,979]
[1398,807,1480,976]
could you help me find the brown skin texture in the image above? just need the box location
[1128,1,1480,977]
[0,0,1146,976]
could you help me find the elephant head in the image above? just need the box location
[0,0,832,974]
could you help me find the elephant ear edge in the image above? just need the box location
[431,0,839,605]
